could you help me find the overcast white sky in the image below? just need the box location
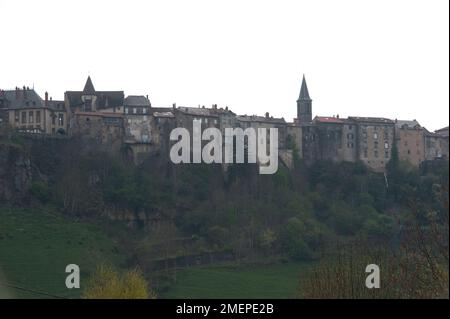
[0,0,448,130]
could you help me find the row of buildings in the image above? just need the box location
[0,76,448,171]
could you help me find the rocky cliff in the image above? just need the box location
[0,143,32,202]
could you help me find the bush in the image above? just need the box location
[30,181,50,203]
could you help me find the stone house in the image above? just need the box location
[394,119,425,167]
[1,87,67,135]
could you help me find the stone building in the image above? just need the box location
[348,117,395,172]
[122,95,166,163]
[124,95,152,144]
[394,119,425,168]
[312,116,357,163]
[65,77,124,150]
[236,113,287,150]
[424,126,449,161]
[0,87,67,135]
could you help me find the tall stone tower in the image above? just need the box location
[297,75,312,124]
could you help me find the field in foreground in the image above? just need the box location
[1,205,314,299]
[0,206,125,299]
[159,262,313,299]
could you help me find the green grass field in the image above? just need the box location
[0,205,313,299]
[0,206,125,299]
[159,262,313,299]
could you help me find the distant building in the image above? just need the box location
[394,119,425,167]
[1,75,447,172]
[0,87,67,135]
[424,126,449,161]
[65,77,125,150]
[348,117,395,172]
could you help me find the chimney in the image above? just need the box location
[146,95,148,100]
[225,106,228,111]
[23,86,27,99]
[337,114,339,118]
[265,112,269,119]
[15,87,19,100]
[172,103,176,109]
[45,92,49,106]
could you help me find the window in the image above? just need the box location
[384,142,389,149]
[348,125,352,130]
[52,115,56,125]
[385,151,389,158]
[143,108,147,114]
[84,99,92,111]
[374,141,379,148]
[28,111,33,123]
[14,110,19,122]
[133,108,137,114]
[374,132,378,139]
[58,113,64,126]
[374,150,379,158]
[125,107,129,114]
[364,149,368,158]
[36,111,41,123]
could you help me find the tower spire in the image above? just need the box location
[296,74,312,124]
[83,76,96,95]
[298,74,311,101]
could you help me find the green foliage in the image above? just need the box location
[30,181,50,203]
[281,217,327,261]
[83,264,155,299]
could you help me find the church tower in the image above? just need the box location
[297,75,312,124]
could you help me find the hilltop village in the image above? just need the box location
[0,76,448,172]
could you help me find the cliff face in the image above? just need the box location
[0,143,32,202]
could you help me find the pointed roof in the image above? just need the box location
[83,76,96,95]
[298,74,311,101]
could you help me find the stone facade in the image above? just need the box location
[1,88,67,135]
[349,117,395,172]
[394,120,425,168]
[424,130,449,161]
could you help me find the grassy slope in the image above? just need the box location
[0,206,125,299]
[160,262,313,299]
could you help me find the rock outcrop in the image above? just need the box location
[0,143,32,201]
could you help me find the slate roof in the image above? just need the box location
[65,91,124,109]
[395,119,422,129]
[65,77,124,109]
[124,95,151,107]
[83,76,96,95]
[177,106,235,117]
[237,115,286,124]
[298,75,311,101]
[0,88,44,109]
[434,126,449,137]
[348,116,394,124]
[177,106,219,117]
[153,111,174,118]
